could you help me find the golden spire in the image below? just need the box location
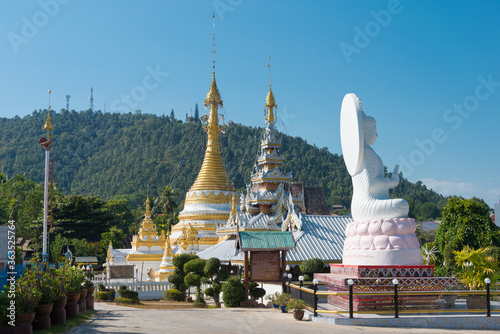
[231,195,237,216]
[265,57,277,125]
[43,90,54,132]
[164,232,173,257]
[145,196,151,217]
[189,15,235,192]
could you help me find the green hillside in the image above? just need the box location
[0,109,447,220]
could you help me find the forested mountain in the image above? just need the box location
[0,109,448,220]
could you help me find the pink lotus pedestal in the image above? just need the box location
[315,264,457,311]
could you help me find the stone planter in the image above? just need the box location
[66,293,81,318]
[87,286,95,297]
[66,292,81,305]
[34,303,53,330]
[440,294,458,308]
[53,296,67,310]
[466,295,487,309]
[86,295,95,310]
[16,313,35,326]
[293,310,305,320]
[78,288,88,303]
[35,304,53,318]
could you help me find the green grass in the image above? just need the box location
[34,310,96,334]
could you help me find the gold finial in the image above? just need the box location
[268,56,272,88]
[265,59,277,125]
[145,196,151,217]
[231,195,237,216]
[43,90,54,132]
[212,13,216,71]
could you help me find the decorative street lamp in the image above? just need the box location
[313,278,319,317]
[298,275,304,300]
[347,279,355,318]
[485,278,491,317]
[392,279,399,318]
[287,273,292,295]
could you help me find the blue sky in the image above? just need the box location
[1,0,499,208]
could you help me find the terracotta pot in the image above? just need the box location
[185,297,192,302]
[293,310,305,320]
[53,296,67,310]
[35,304,53,318]
[78,289,88,303]
[16,312,35,326]
[466,295,487,309]
[66,292,81,305]
[87,286,95,297]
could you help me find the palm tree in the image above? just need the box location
[454,246,499,290]
[157,185,178,215]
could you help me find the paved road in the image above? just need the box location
[67,302,494,334]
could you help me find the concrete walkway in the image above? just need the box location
[66,302,496,334]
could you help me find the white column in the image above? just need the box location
[42,149,50,261]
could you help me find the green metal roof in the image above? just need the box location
[238,231,295,251]
[75,256,98,263]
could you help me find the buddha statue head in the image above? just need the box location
[362,112,377,146]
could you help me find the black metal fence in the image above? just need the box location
[285,280,500,318]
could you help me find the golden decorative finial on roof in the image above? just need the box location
[145,196,151,217]
[231,195,237,216]
[43,90,54,132]
[164,231,173,257]
[265,58,277,125]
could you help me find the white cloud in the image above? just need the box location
[421,178,477,197]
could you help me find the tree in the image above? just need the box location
[194,103,200,122]
[170,109,175,122]
[168,254,198,292]
[100,226,126,249]
[184,258,207,304]
[300,258,326,281]
[434,198,500,272]
[203,257,229,306]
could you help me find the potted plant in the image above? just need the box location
[265,292,280,308]
[454,246,499,309]
[16,269,42,327]
[276,293,291,313]
[440,285,460,308]
[286,298,307,320]
[35,268,59,316]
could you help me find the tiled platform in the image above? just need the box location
[309,299,500,330]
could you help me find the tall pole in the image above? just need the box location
[42,149,50,261]
[40,90,54,263]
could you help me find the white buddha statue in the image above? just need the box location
[340,93,422,266]
[350,112,409,221]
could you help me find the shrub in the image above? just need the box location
[95,290,115,301]
[300,258,325,276]
[222,277,245,307]
[119,285,127,291]
[164,288,185,301]
[118,289,139,300]
[204,287,215,298]
[114,297,138,304]
[303,274,312,282]
[249,287,266,301]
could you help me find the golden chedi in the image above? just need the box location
[170,70,237,253]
